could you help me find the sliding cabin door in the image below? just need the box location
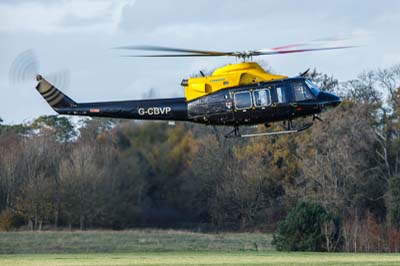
[251,87,274,123]
[271,83,291,121]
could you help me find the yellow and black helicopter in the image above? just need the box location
[33,42,349,138]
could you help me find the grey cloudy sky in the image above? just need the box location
[1,0,400,123]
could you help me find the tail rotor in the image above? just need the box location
[9,50,75,109]
[9,49,70,91]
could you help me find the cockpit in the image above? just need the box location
[304,79,321,97]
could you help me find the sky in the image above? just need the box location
[1,0,400,124]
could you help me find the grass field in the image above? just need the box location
[0,230,273,253]
[1,252,400,266]
[0,230,399,266]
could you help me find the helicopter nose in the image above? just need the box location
[318,92,341,109]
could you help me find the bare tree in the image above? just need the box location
[59,143,102,230]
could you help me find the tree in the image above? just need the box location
[15,174,53,230]
[13,136,60,230]
[31,115,76,142]
[304,68,339,93]
[376,64,400,103]
[342,70,382,107]
[0,133,22,212]
[59,143,102,230]
[387,176,400,229]
[297,101,385,215]
[373,66,400,229]
[272,201,339,251]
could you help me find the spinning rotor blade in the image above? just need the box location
[122,54,228,57]
[116,37,358,59]
[9,49,70,90]
[268,36,352,51]
[9,49,39,84]
[255,45,357,56]
[117,45,356,58]
[46,69,70,91]
[115,45,231,56]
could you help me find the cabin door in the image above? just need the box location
[252,87,273,123]
[272,84,291,121]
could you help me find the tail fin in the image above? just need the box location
[35,75,77,109]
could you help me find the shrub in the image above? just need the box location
[0,209,16,231]
[272,201,339,251]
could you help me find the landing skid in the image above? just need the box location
[225,122,313,138]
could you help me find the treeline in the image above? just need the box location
[0,65,399,252]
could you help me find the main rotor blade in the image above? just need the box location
[122,54,229,57]
[116,40,358,59]
[115,45,231,56]
[270,43,307,51]
[268,36,353,51]
[255,45,357,56]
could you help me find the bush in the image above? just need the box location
[272,201,339,251]
[0,209,16,231]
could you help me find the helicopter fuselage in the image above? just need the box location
[47,76,340,127]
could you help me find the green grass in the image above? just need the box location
[0,252,399,266]
[0,230,399,266]
[0,230,273,253]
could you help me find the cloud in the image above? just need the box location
[0,0,135,34]
[118,0,292,34]
[1,0,400,124]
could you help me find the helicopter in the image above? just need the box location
[34,42,349,138]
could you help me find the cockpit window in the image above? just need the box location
[305,79,321,96]
[293,82,314,101]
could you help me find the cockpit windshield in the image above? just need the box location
[305,79,321,96]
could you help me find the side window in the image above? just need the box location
[234,91,252,110]
[276,86,287,103]
[253,88,271,107]
[293,82,313,101]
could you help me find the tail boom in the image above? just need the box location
[56,98,188,121]
[35,75,188,121]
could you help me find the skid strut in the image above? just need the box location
[225,125,240,138]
